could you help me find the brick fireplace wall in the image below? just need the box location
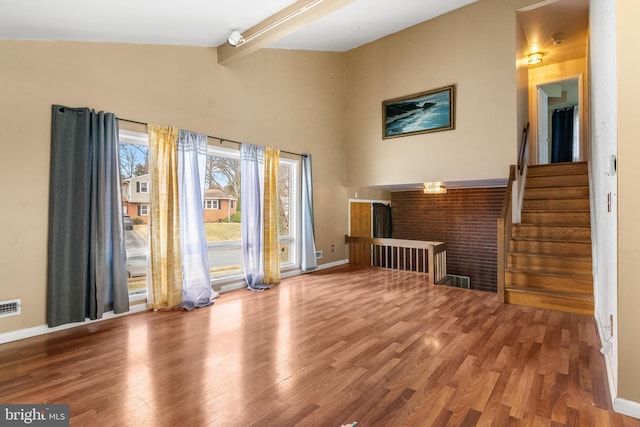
[391,187,506,292]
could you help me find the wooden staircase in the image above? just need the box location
[505,162,593,315]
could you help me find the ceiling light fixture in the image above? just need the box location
[423,182,447,194]
[528,52,544,65]
[226,0,327,48]
[552,33,564,45]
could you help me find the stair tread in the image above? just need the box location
[514,224,591,228]
[519,224,590,228]
[505,286,594,301]
[521,209,590,212]
[508,251,591,259]
[510,236,591,242]
[518,226,591,228]
[505,268,593,280]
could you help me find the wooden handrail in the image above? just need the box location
[518,122,530,175]
[345,235,447,285]
[497,165,516,302]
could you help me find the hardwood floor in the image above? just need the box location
[1,265,638,426]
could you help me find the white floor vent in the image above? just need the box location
[0,299,21,318]
[445,275,471,289]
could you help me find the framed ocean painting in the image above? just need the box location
[382,85,456,139]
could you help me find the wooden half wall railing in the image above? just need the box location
[497,164,516,302]
[344,236,447,285]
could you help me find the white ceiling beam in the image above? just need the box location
[217,0,357,65]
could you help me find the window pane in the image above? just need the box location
[278,163,290,236]
[120,140,150,296]
[205,153,242,279]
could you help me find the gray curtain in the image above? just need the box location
[551,106,575,163]
[372,203,392,238]
[301,154,317,271]
[47,105,128,327]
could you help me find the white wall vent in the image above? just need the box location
[315,250,323,259]
[446,275,471,289]
[0,299,21,318]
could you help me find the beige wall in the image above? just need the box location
[344,0,537,188]
[515,11,529,161]
[0,41,348,332]
[616,0,640,404]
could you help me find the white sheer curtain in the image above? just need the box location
[177,130,213,309]
[240,144,272,291]
[301,154,317,272]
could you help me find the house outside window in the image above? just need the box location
[138,204,149,216]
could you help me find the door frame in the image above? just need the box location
[529,73,588,165]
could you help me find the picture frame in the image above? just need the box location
[382,84,456,139]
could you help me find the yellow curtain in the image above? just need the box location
[147,124,182,310]
[263,147,280,284]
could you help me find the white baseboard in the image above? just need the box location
[614,397,640,419]
[595,316,618,408]
[585,317,640,421]
[0,303,148,345]
[317,259,349,270]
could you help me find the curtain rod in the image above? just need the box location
[118,117,305,158]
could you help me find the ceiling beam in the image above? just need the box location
[217,0,357,66]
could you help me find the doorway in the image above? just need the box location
[536,76,585,164]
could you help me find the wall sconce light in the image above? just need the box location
[227,30,244,47]
[528,52,544,65]
[424,182,447,194]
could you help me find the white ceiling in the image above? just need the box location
[0,0,478,51]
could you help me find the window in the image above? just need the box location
[118,129,301,297]
[277,158,298,267]
[204,200,219,209]
[119,130,150,299]
[136,181,148,193]
[204,147,242,280]
[204,146,300,282]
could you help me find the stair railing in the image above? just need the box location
[513,122,530,224]
[344,236,447,285]
[497,165,516,302]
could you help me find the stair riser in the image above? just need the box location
[508,255,591,275]
[512,225,591,241]
[522,199,590,211]
[527,162,588,177]
[505,290,593,316]
[505,271,593,294]
[526,175,589,188]
[525,186,590,200]
[509,240,592,257]
[521,212,591,225]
